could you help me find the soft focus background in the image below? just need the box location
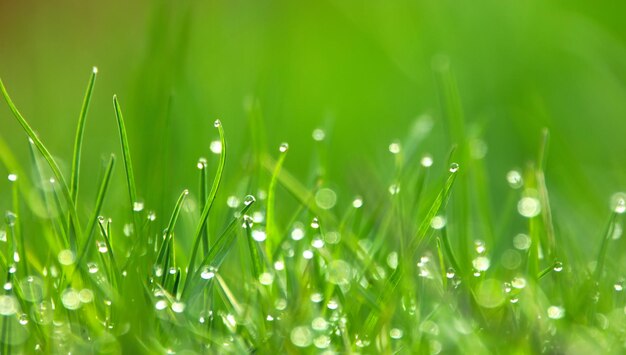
[1,0,626,250]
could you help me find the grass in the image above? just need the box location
[0,66,625,354]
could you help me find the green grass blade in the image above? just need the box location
[183,120,226,293]
[70,67,98,202]
[72,154,116,277]
[0,77,83,246]
[112,95,139,213]
[265,143,288,255]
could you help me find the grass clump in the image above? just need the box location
[0,66,625,354]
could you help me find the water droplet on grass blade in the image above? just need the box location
[472,256,490,272]
[449,163,459,173]
[518,196,541,218]
[243,195,256,206]
[421,155,433,167]
[61,289,81,310]
[513,233,531,250]
[97,241,108,253]
[430,216,446,230]
[388,141,401,154]
[506,170,523,189]
[200,266,216,280]
[133,201,144,212]
[5,212,17,227]
[251,229,266,242]
[611,193,626,214]
[290,326,313,347]
[310,218,319,229]
[388,184,400,195]
[547,306,565,319]
[312,128,326,141]
[315,188,337,210]
[155,299,167,311]
[171,301,185,313]
[79,289,94,303]
[390,328,404,339]
[259,272,274,285]
[446,268,456,279]
[213,119,221,127]
[352,196,363,208]
[279,143,289,153]
[210,140,222,154]
[553,261,563,272]
[7,174,17,182]
[58,249,76,266]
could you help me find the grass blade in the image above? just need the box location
[183,120,226,293]
[70,67,98,202]
[112,95,139,215]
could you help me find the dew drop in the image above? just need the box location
[388,141,401,154]
[58,249,76,266]
[387,252,399,269]
[388,184,400,195]
[197,157,207,169]
[7,174,17,182]
[390,328,404,339]
[511,277,527,289]
[18,314,28,325]
[302,250,314,259]
[310,218,319,229]
[213,119,221,127]
[0,229,6,242]
[421,155,433,167]
[5,212,17,227]
[123,223,134,237]
[315,188,337,210]
[153,265,164,277]
[313,335,330,349]
[147,211,157,221]
[259,272,274,285]
[97,241,108,253]
[513,233,531,250]
[547,305,565,319]
[79,289,94,303]
[311,238,324,249]
[352,197,363,209]
[61,289,81,310]
[506,170,523,189]
[290,326,313,348]
[553,261,563,272]
[446,268,456,279]
[155,299,167,310]
[474,240,486,254]
[310,293,323,303]
[171,301,186,313]
[210,140,222,154]
[614,281,624,292]
[472,256,490,272]
[430,215,446,230]
[279,143,289,153]
[133,201,144,212]
[449,163,460,173]
[243,195,256,206]
[312,128,326,141]
[518,196,541,218]
[226,196,240,208]
[611,193,626,214]
[200,266,216,280]
[0,296,17,316]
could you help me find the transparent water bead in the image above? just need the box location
[315,188,337,210]
[352,196,363,208]
[0,295,18,315]
[279,143,289,153]
[258,272,274,285]
[7,174,17,182]
[421,155,433,168]
[472,256,490,272]
[210,140,222,154]
[171,301,186,313]
[313,335,330,349]
[79,289,94,303]
[547,306,565,319]
[506,170,523,189]
[123,223,134,237]
[290,326,313,347]
[213,119,222,127]
[611,192,626,214]
[310,218,320,229]
[133,201,144,212]
[312,128,326,141]
[5,212,17,227]
[327,260,352,285]
[511,277,527,289]
[197,157,207,169]
[614,281,624,292]
[200,266,217,280]
[251,229,266,242]
[446,268,456,279]
[388,141,401,154]
[387,328,403,340]
[388,184,400,195]
[291,225,305,240]
[513,233,531,250]
[475,240,486,254]
[19,276,44,302]
[58,249,76,266]
[430,216,446,230]
[155,299,167,311]
[311,317,328,331]
[61,288,81,310]
[518,196,541,218]
[302,250,314,259]
[244,195,256,206]
[226,196,240,208]
[97,241,108,253]
[449,163,460,173]
[553,261,563,272]
[0,229,6,242]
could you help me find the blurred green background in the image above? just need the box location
[1,0,626,247]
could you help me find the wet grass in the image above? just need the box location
[0,66,625,354]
